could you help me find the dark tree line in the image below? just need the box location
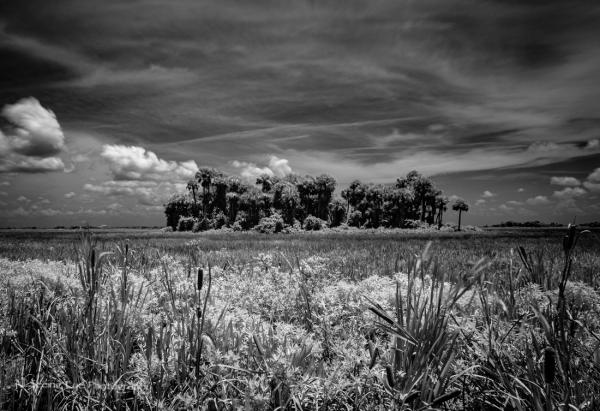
[165,168,469,232]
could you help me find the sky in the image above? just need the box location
[1,0,600,227]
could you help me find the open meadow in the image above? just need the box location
[1,227,600,410]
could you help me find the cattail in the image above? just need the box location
[145,326,153,366]
[197,268,203,291]
[544,347,556,384]
[385,365,396,388]
[253,334,264,357]
[563,224,577,254]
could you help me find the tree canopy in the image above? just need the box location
[165,168,461,232]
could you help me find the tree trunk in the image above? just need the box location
[438,209,443,229]
[458,210,462,231]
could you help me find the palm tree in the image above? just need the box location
[186,179,198,207]
[452,198,469,231]
[435,195,449,229]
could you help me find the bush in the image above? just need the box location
[177,216,196,232]
[303,215,327,231]
[347,210,362,227]
[192,218,211,232]
[255,213,284,234]
[161,226,174,232]
[213,212,228,229]
[401,219,429,229]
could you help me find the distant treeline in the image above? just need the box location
[491,221,600,228]
[491,221,564,228]
[165,169,470,232]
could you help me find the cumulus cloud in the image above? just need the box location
[583,182,600,192]
[482,190,495,198]
[517,188,525,192]
[64,192,76,198]
[550,176,581,187]
[233,155,293,182]
[100,145,198,181]
[0,98,66,173]
[586,139,599,150]
[268,156,292,177]
[2,98,65,156]
[475,199,486,206]
[526,195,551,206]
[552,187,586,200]
[587,167,600,183]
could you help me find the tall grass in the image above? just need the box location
[0,227,599,409]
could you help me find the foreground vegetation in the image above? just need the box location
[1,228,599,410]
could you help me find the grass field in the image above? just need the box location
[1,227,599,409]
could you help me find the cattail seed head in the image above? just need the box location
[145,326,154,365]
[544,347,556,384]
[385,365,396,388]
[197,268,203,291]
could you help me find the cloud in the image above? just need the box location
[586,139,599,150]
[0,98,66,173]
[100,144,198,182]
[506,200,524,206]
[268,156,292,178]
[550,176,581,187]
[64,192,76,198]
[1,98,65,156]
[526,195,551,206]
[552,187,586,200]
[83,180,185,205]
[0,155,64,173]
[583,182,600,192]
[0,181,10,186]
[17,196,29,202]
[233,155,293,182]
[475,199,486,206]
[587,167,600,183]
[517,188,525,192]
[482,190,495,198]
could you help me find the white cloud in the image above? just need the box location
[525,195,551,206]
[0,98,66,173]
[482,190,495,198]
[583,182,600,192]
[17,196,29,202]
[233,155,293,182]
[0,191,6,196]
[550,176,581,187]
[0,143,65,172]
[100,144,198,181]
[0,181,10,186]
[527,141,560,152]
[84,180,185,205]
[587,167,600,183]
[506,200,524,206]
[268,156,292,177]
[64,192,76,199]
[475,199,486,206]
[517,187,525,192]
[552,187,586,200]
[586,139,599,150]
